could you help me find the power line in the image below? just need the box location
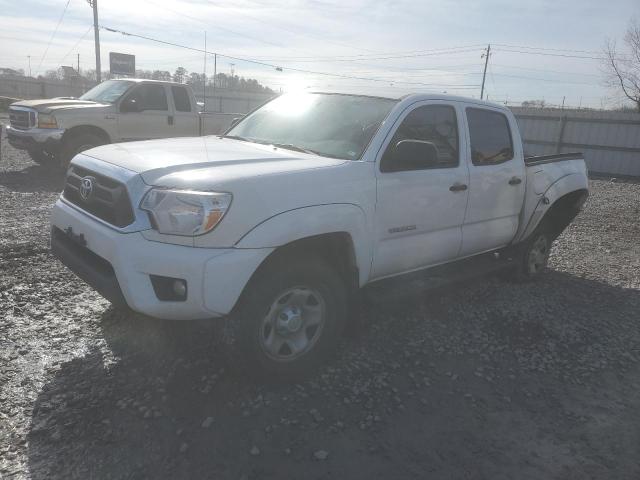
[490,63,601,77]
[59,26,92,64]
[202,0,380,54]
[100,25,481,89]
[141,0,284,49]
[35,0,71,76]
[493,48,604,60]
[245,44,488,61]
[253,47,485,63]
[492,43,602,54]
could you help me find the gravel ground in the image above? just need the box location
[1,121,640,479]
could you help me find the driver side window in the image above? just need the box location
[123,84,168,112]
[381,104,459,172]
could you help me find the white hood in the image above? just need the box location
[81,136,346,188]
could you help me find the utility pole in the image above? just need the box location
[203,31,207,112]
[27,56,31,77]
[77,53,80,74]
[213,53,217,112]
[87,0,101,82]
[480,44,491,100]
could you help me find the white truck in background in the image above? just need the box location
[49,89,589,379]
[6,79,226,167]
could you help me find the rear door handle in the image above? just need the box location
[449,183,468,192]
[168,115,174,126]
[508,177,522,185]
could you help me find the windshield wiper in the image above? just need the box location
[270,143,318,155]
[221,134,251,142]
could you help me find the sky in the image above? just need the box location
[0,0,639,108]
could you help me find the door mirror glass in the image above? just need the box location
[391,140,439,171]
[120,97,142,113]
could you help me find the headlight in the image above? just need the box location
[37,113,58,129]
[140,189,232,236]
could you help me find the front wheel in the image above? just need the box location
[228,255,347,380]
[59,133,106,169]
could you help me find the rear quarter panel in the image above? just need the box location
[514,158,588,243]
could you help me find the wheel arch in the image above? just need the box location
[235,204,372,286]
[517,173,589,242]
[61,125,111,145]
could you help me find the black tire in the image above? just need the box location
[59,133,106,168]
[226,254,347,381]
[509,222,553,282]
[27,149,54,165]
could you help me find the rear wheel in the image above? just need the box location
[227,255,347,380]
[510,223,552,281]
[59,133,106,169]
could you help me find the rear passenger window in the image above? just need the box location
[466,108,513,165]
[172,86,192,112]
[381,105,459,172]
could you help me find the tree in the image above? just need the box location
[604,18,640,112]
[521,99,546,108]
[173,66,188,83]
[152,70,171,81]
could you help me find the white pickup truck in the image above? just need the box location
[50,89,589,378]
[6,79,219,167]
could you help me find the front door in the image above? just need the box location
[459,106,526,256]
[117,83,174,141]
[372,102,470,279]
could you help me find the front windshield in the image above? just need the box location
[79,80,134,104]
[226,93,397,160]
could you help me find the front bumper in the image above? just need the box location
[50,198,273,320]
[6,125,64,152]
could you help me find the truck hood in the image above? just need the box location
[11,98,110,113]
[81,136,347,188]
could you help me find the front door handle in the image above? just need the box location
[508,177,522,185]
[449,183,468,192]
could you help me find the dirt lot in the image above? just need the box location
[1,122,640,479]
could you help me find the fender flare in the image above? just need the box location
[235,203,372,285]
[61,124,113,145]
[516,172,588,243]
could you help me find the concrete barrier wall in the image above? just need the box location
[0,76,274,114]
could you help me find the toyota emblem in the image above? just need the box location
[79,176,95,201]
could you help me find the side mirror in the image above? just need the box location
[229,117,242,128]
[391,140,439,171]
[120,97,141,113]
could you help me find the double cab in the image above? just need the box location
[49,89,589,378]
[6,79,220,167]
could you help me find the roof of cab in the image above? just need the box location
[305,85,507,109]
[112,78,180,85]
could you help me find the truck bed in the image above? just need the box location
[524,152,583,166]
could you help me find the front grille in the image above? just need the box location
[63,165,135,228]
[9,108,35,130]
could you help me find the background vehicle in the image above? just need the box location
[49,89,589,378]
[5,79,225,167]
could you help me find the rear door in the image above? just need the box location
[371,101,470,279]
[459,106,526,256]
[117,83,174,141]
[170,85,200,137]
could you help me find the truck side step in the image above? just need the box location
[363,251,514,306]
